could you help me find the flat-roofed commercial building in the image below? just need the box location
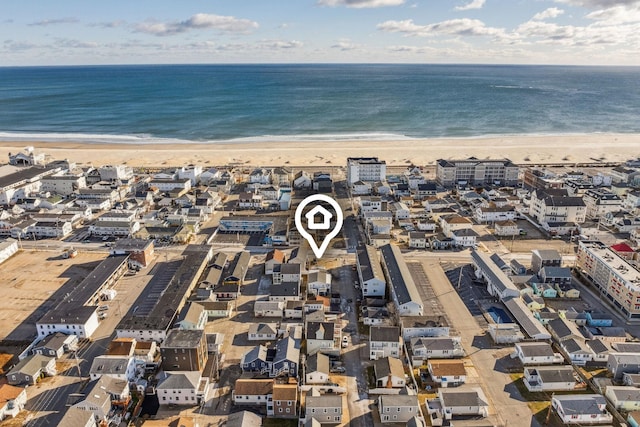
[576,240,640,321]
[347,157,386,184]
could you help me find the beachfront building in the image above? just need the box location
[347,157,387,185]
[436,157,519,188]
[576,240,640,321]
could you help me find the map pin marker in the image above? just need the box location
[294,194,344,259]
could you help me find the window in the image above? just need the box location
[286,408,290,413]
[279,408,283,413]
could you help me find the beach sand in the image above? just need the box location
[0,133,639,167]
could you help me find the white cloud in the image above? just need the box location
[586,4,640,23]
[29,17,79,27]
[318,0,405,8]
[454,0,486,11]
[331,40,360,50]
[532,7,565,20]
[260,40,303,49]
[378,18,512,40]
[134,13,258,36]
[554,0,640,7]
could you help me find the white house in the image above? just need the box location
[0,384,27,421]
[305,353,330,385]
[254,300,284,318]
[373,357,406,388]
[605,386,640,412]
[515,342,563,365]
[408,232,428,249]
[410,337,464,367]
[523,366,576,392]
[157,371,206,405]
[428,360,466,388]
[370,326,402,360]
[307,270,332,296]
[378,395,420,424]
[356,245,386,298]
[248,323,278,341]
[551,394,612,425]
[494,220,519,237]
[89,356,136,382]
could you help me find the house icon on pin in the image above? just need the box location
[305,205,333,230]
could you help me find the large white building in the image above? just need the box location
[529,189,586,225]
[380,244,423,316]
[576,240,640,321]
[436,157,519,187]
[583,189,622,220]
[347,157,386,185]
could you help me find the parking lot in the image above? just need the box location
[407,262,457,335]
[441,263,492,326]
[0,250,106,342]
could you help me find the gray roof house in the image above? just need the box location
[380,244,423,316]
[377,394,421,424]
[551,394,612,425]
[6,354,56,386]
[305,389,343,425]
[306,353,330,385]
[608,353,640,381]
[523,366,576,392]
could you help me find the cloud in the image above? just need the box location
[91,20,127,29]
[134,13,258,36]
[29,17,79,26]
[331,40,360,50]
[585,3,640,23]
[318,0,405,8]
[554,0,640,7]
[378,18,512,40]
[454,0,486,11]
[532,7,565,20]
[259,40,303,49]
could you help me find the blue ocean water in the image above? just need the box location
[0,64,639,143]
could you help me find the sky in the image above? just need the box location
[2,0,640,66]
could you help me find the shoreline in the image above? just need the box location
[1,133,639,167]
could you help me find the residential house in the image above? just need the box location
[307,270,332,297]
[515,342,562,366]
[306,322,340,356]
[378,395,421,424]
[89,356,136,382]
[174,302,207,330]
[160,329,208,372]
[408,232,429,249]
[232,378,273,406]
[440,215,473,238]
[608,353,640,381]
[523,366,576,392]
[605,386,640,411]
[305,353,330,385]
[410,337,464,367]
[488,323,525,344]
[551,394,612,425]
[0,384,27,421]
[430,388,489,420]
[304,389,343,425]
[156,371,205,405]
[495,220,519,236]
[529,188,586,226]
[293,171,312,189]
[227,411,263,427]
[32,332,78,359]
[254,300,284,318]
[265,249,286,275]
[373,357,406,388]
[248,323,278,341]
[241,345,270,374]
[370,326,402,361]
[428,360,466,388]
[58,407,97,427]
[531,249,562,274]
[6,354,56,385]
[474,206,516,223]
[271,382,298,419]
[583,189,622,220]
[539,266,572,285]
[400,316,450,340]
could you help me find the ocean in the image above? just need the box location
[0,64,639,144]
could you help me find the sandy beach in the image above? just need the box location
[1,133,639,168]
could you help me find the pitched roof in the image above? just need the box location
[440,390,488,408]
[157,371,201,390]
[374,357,404,380]
[0,384,25,404]
[428,360,466,377]
[234,378,273,396]
[532,366,575,383]
[380,244,422,308]
[356,245,385,284]
[516,342,554,358]
[552,394,606,416]
[306,353,329,375]
[370,326,400,342]
[272,383,298,401]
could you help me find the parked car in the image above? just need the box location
[98,305,109,311]
[342,336,349,348]
[330,366,346,374]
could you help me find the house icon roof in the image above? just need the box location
[305,205,333,230]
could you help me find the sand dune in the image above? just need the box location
[1,133,639,167]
